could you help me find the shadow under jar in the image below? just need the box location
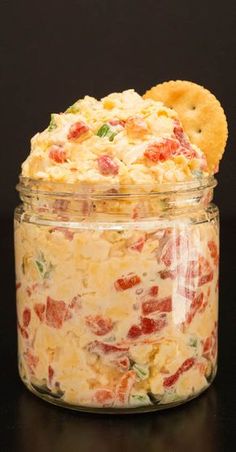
[14,177,219,413]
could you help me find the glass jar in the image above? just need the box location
[14,176,219,413]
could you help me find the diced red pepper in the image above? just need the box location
[148,286,159,296]
[94,389,115,406]
[67,121,89,140]
[159,269,177,280]
[85,315,114,336]
[208,240,219,266]
[141,316,167,334]
[114,356,130,372]
[109,119,126,127]
[23,350,39,374]
[129,237,145,252]
[163,357,195,388]
[186,292,204,324]
[18,322,29,339]
[144,139,179,162]
[45,296,67,329]
[142,296,172,315]
[127,324,142,339]
[115,370,136,405]
[49,145,67,163]
[160,234,188,268]
[199,256,212,275]
[22,308,31,328]
[50,227,74,241]
[48,365,54,384]
[97,155,119,176]
[34,303,45,321]
[198,272,214,286]
[114,274,141,291]
[16,282,21,290]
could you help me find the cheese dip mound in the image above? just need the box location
[22,90,208,187]
[15,88,219,412]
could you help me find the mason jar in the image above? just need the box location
[14,176,219,413]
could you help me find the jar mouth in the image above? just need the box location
[17,176,217,198]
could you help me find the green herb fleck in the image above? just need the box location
[132,364,149,380]
[189,336,198,347]
[35,252,54,279]
[97,124,111,137]
[96,123,118,141]
[35,260,44,275]
[48,114,57,131]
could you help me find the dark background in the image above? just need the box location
[1,1,236,451]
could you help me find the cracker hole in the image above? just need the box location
[197,128,202,134]
[191,106,196,110]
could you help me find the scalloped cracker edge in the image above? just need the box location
[144,80,228,173]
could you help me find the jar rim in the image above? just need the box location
[17,175,217,198]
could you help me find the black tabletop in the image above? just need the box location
[0,217,235,452]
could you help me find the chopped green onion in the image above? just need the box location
[35,260,44,275]
[97,124,111,137]
[132,364,149,380]
[96,124,118,141]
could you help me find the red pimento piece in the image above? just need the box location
[142,296,172,315]
[18,322,29,339]
[186,292,204,324]
[160,234,188,268]
[127,324,142,339]
[173,120,192,149]
[50,227,74,241]
[94,389,115,407]
[22,308,31,328]
[45,296,67,329]
[144,139,179,162]
[114,356,130,372]
[109,119,126,127]
[129,237,145,252]
[48,365,54,384]
[199,256,212,275]
[148,286,159,296]
[67,121,89,140]
[141,316,166,334]
[115,370,136,405]
[208,240,219,266]
[86,315,114,336]
[49,145,67,163]
[159,269,177,280]
[34,303,45,321]
[198,272,214,286]
[16,282,21,290]
[163,357,195,388]
[23,350,39,374]
[97,155,119,176]
[114,274,141,291]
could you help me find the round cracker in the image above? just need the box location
[143,80,228,172]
